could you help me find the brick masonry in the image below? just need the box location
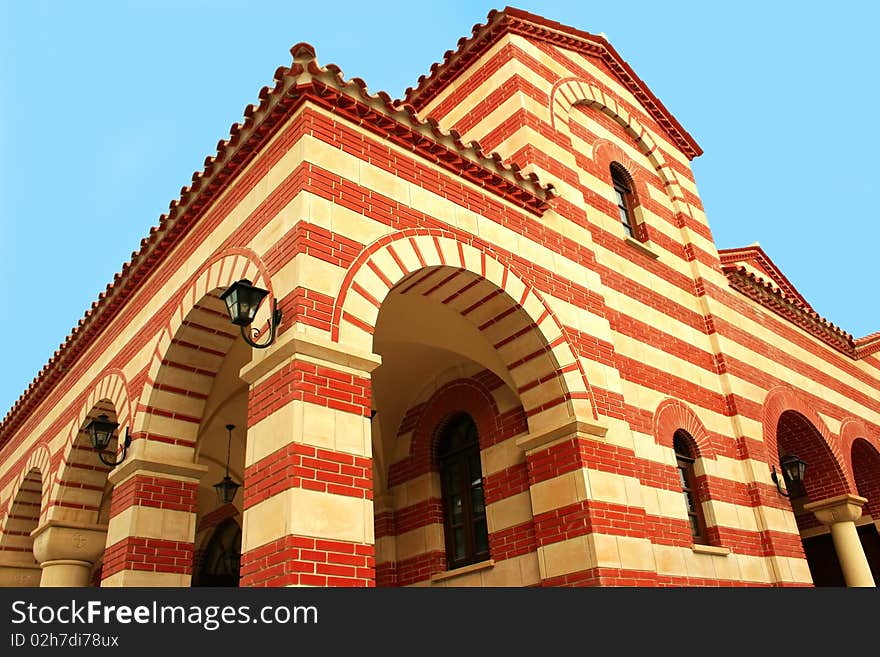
[1,8,879,588]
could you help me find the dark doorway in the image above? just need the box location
[802,524,880,586]
[193,518,242,587]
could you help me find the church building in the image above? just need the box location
[1,7,878,587]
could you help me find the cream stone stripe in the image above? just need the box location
[104,506,197,547]
[241,487,374,553]
[246,399,372,468]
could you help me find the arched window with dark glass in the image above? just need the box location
[438,413,489,569]
[674,430,708,544]
[610,162,638,238]
[193,517,242,587]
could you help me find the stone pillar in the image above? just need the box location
[239,331,379,587]
[803,494,875,587]
[100,459,206,587]
[31,522,107,587]
[516,418,613,586]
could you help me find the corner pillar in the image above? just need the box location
[100,459,206,587]
[516,418,610,586]
[238,330,380,587]
[804,494,875,587]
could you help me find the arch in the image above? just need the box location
[47,370,133,523]
[652,398,716,458]
[0,444,51,565]
[760,386,852,492]
[549,77,690,218]
[136,248,272,456]
[840,419,880,521]
[839,418,880,478]
[332,228,594,432]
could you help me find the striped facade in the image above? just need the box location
[0,7,878,588]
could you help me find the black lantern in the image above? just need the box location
[84,413,131,467]
[214,424,241,505]
[220,279,282,349]
[771,453,808,498]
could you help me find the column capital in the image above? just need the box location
[30,520,108,565]
[803,493,867,526]
[107,456,209,487]
[239,329,381,386]
[514,418,608,454]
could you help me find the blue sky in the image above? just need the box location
[1,1,877,418]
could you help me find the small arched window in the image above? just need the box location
[674,430,708,544]
[438,413,489,569]
[610,163,638,239]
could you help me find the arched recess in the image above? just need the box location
[376,360,530,587]
[48,370,133,526]
[761,386,852,496]
[0,445,51,578]
[331,229,595,434]
[840,419,880,524]
[135,248,273,463]
[549,76,691,219]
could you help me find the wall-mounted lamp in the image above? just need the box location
[84,414,131,467]
[771,453,808,498]
[213,424,241,505]
[220,279,282,349]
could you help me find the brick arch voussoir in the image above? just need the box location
[652,398,716,458]
[761,386,853,492]
[412,379,503,470]
[136,248,271,441]
[593,140,650,207]
[333,229,594,425]
[550,77,690,217]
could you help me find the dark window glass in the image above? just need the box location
[611,164,636,238]
[438,414,490,569]
[674,431,708,544]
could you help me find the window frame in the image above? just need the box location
[610,163,641,240]
[437,413,490,570]
[673,430,709,545]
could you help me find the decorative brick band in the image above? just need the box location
[248,359,371,426]
[243,443,372,510]
[240,535,374,587]
[108,475,198,518]
[101,537,194,578]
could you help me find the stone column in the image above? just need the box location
[238,330,379,587]
[100,459,206,587]
[31,521,107,587]
[803,494,875,587]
